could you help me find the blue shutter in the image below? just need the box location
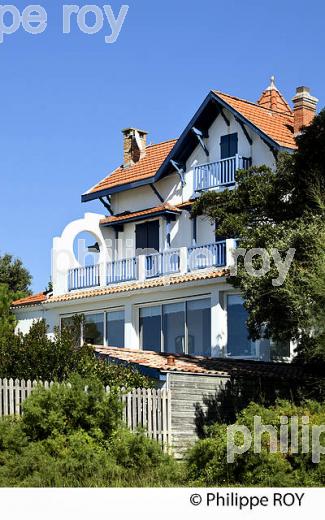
[220,133,238,159]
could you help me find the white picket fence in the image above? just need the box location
[0,378,172,448]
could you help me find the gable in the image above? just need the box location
[82,89,296,202]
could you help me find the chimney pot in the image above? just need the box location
[292,86,318,135]
[122,128,148,168]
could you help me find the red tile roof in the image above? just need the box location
[84,89,296,199]
[47,268,227,304]
[100,203,181,226]
[95,346,309,381]
[214,90,296,149]
[11,292,48,307]
[257,86,292,114]
[11,269,227,308]
[85,139,177,195]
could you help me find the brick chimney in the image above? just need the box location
[292,86,318,135]
[122,128,148,168]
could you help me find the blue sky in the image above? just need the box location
[1,0,324,292]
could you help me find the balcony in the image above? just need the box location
[67,239,235,292]
[194,155,252,192]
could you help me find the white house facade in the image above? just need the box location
[12,80,318,362]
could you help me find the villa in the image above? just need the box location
[12,79,318,364]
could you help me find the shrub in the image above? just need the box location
[21,375,122,441]
[187,400,325,487]
[0,319,152,389]
[0,376,181,487]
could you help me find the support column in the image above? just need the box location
[210,286,227,357]
[124,301,139,349]
[138,254,146,282]
[179,247,188,274]
[226,238,237,269]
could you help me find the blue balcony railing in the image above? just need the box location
[107,257,137,285]
[187,241,226,271]
[194,155,252,191]
[68,264,100,291]
[67,242,229,291]
[145,249,181,279]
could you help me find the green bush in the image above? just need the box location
[0,319,152,389]
[0,376,181,487]
[187,400,325,487]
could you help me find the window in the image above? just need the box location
[187,298,211,356]
[163,303,185,354]
[135,220,160,253]
[106,310,125,348]
[140,298,211,355]
[140,306,162,352]
[220,133,238,159]
[227,295,256,357]
[60,316,82,345]
[84,313,104,345]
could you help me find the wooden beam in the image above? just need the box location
[150,184,164,203]
[236,118,253,146]
[220,109,230,127]
[192,127,209,157]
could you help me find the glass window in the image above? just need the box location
[106,310,125,348]
[140,306,161,352]
[60,316,82,346]
[84,313,104,345]
[61,316,75,330]
[163,303,185,354]
[187,299,211,356]
[227,295,256,357]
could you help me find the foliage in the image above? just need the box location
[192,109,325,362]
[0,284,16,344]
[0,319,153,389]
[0,376,180,487]
[0,254,32,298]
[187,400,325,487]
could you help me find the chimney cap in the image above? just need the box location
[122,127,148,136]
[292,86,318,104]
[295,86,310,94]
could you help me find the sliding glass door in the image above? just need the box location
[226,295,256,357]
[140,298,211,355]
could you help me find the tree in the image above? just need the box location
[0,284,16,346]
[192,109,325,363]
[0,253,32,298]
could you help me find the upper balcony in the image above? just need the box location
[194,154,252,192]
[67,240,234,292]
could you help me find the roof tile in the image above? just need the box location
[86,139,177,195]
[95,346,310,381]
[214,90,296,149]
[11,292,48,307]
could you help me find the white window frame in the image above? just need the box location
[60,306,125,347]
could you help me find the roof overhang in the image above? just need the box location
[100,207,181,227]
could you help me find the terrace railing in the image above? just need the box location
[187,241,226,271]
[67,241,232,291]
[106,257,137,285]
[68,264,100,291]
[145,249,181,279]
[194,155,252,191]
